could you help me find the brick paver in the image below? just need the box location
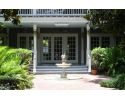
[31,74,114,90]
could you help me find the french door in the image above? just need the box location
[18,34,34,50]
[41,34,78,63]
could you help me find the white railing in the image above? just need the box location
[18,9,33,16]
[18,9,87,17]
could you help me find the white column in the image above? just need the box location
[33,24,37,73]
[81,28,84,64]
[86,23,91,72]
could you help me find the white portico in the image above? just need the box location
[0,9,91,74]
[28,18,91,73]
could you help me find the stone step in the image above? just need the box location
[35,68,87,71]
[31,65,87,68]
[35,71,89,74]
[29,65,88,74]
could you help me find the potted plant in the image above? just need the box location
[91,48,103,75]
[91,61,98,75]
[91,62,98,75]
[91,52,100,75]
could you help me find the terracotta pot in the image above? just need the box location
[91,69,97,75]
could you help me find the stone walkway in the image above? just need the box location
[31,74,114,90]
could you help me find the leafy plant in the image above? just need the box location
[91,47,106,68]
[0,46,33,90]
[0,46,9,66]
[102,47,125,76]
[92,47,125,76]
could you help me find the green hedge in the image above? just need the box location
[0,46,33,90]
[100,74,125,90]
[115,74,125,90]
[100,79,117,88]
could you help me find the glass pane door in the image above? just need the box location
[42,37,51,61]
[29,37,34,50]
[41,34,78,63]
[54,37,62,60]
[67,36,76,60]
[20,37,26,48]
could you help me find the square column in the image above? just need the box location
[81,28,84,64]
[86,23,91,72]
[33,24,37,73]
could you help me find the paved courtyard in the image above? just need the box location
[31,74,114,90]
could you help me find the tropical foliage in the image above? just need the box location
[0,46,33,90]
[91,47,125,76]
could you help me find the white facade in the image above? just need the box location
[0,9,120,73]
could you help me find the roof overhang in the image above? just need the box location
[0,17,89,28]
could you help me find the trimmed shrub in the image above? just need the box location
[100,74,125,90]
[100,79,116,88]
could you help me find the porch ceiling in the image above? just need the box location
[0,17,88,28]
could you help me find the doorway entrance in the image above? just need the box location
[41,33,78,64]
